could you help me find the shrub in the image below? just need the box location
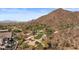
[20,43,29,49]
[45,28,53,36]
[18,39,24,45]
[36,43,43,49]
[26,25,33,30]
[13,29,22,33]
[42,40,49,47]
[27,24,47,31]
[34,32,43,39]
[60,23,75,30]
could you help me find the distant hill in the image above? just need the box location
[0,20,17,23]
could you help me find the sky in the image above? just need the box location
[0,8,79,22]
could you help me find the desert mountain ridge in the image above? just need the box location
[29,8,79,30]
[25,8,79,50]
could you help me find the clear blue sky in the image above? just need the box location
[0,8,79,22]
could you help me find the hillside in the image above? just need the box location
[31,8,79,30]
[29,8,79,49]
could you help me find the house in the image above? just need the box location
[0,30,17,50]
[0,30,12,44]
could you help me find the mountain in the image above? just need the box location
[29,8,79,49]
[31,8,79,30]
[0,20,17,23]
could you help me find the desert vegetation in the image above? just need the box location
[0,23,53,50]
[1,8,79,50]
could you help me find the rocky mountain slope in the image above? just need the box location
[29,8,79,50]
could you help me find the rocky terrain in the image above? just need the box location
[1,8,79,50]
[29,8,79,50]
